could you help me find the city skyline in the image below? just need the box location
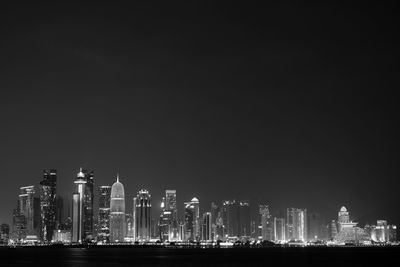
[1,1,399,245]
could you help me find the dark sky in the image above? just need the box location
[0,2,399,225]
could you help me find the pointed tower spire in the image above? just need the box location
[117,173,119,182]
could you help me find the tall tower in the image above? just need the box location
[286,208,307,242]
[165,190,178,240]
[238,200,250,237]
[98,186,111,243]
[39,170,57,242]
[184,197,200,241]
[222,200,238,238]
[72,168,94,243]
[110,175,126,243]
[259,204,272,240]
[201,212,212,241]
[19,186,36,236]
[135,189,151,241]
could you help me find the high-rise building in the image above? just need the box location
[201,212,212,241]
[11,201,26,242]
[165,190,179,241]
[39,169,57,242]
[274,217,285,241]
[0,223,10,244]
[135,189,151,242]
[184,197,200,241]
[238,200,251,237]
[222,200,238,238]
[165,190,177,220]
[72,168,94,243]
[259,205,271,240]
[159,197,171,242]
[19,186,36,236]
[98,186,111,243]
[110,175,126,243]
[286,208,307,242]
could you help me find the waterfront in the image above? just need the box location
[1,247,399,266]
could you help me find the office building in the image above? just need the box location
[110,175,126,243]
[19,186,36,236]
[98,186,111,243]
[286,208,307,242]
[201,212,212,241]
[184,197,200,241]
[135,189,151,241]
[72,168,94,243]
[39,169,57,242]
[274,217,285,242]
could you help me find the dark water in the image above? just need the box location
[1,247,399,266]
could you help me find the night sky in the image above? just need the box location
[0,2,399,225]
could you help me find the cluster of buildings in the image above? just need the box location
[0,168,397,246]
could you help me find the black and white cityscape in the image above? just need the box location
[1,1,399,266]
[0,168,397,247]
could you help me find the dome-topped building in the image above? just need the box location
[110,174,126,243]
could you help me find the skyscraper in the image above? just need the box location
[19,186,35,236]
[110,175,126,243]
[98,186,111,243]
[259,204,271,240]
[201,212,212,241]
[238,200,251,237]
[222,200,239,238]
[39,169,57,242]
[135,189,151,241]
[159,196,171,242]
[286,208,307,242]
[165,190,179,241]
[184,197,200,241]
[274,217,285,241]
[72,168,94,243]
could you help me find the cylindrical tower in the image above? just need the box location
[110,174,126,243]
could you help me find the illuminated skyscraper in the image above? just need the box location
[98,186,111,243]
[165,190,179,241]
[201,212,212,241]
[184,197,200,241]
[126,213,134,239]
[110,175,126,243]
[135,189,151,241]
[286,208,307,242]
[72,168,94,243]
[238,200,251,237]
[159,196,171,242]
[274,217,285,241]
[259,204,271,240]
[19,186,35,236]
[39,169,57,242]
[222,200,239,238]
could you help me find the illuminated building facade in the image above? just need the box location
[222,200,238,238]
[110,175,126,243]
[135,189,151,241]
[239,200,251,237]
[259,204,273,240]
[159,197,171,242]
[98,186,111,243]
[274,217,285,241]
[39,169,57,242]
[286,208,307,242]
[370,220,397,242]
[184,197,200,241]
[72,168,94,243]
[19,186,36,237]
[201,212,212,241]
[165,190,179,241]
